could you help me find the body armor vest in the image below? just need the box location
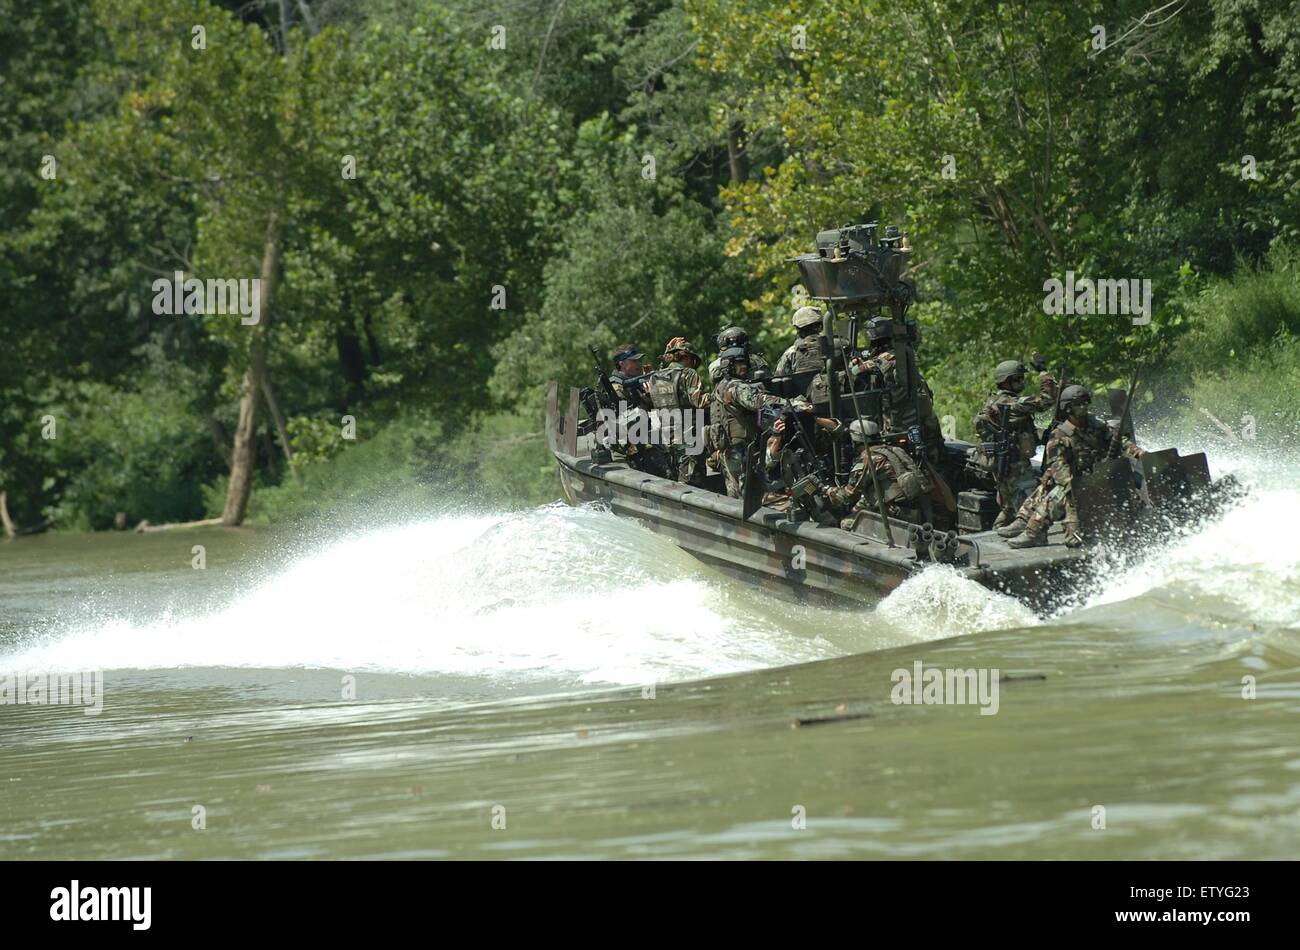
[715,379,760,445]
[1055,417,1110,472]
[647,367,685,409]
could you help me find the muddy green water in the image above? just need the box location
[1,443,1298,859]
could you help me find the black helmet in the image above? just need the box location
[995,360,1027,385]
[716,326,749,352]
[865,316,894,342]
[1060,384,1091,407]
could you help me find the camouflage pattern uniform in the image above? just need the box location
[605,346,664,474]
[712,375,769,498]
[609,371,652,411]
[824,443,933,525]
[973,376,1057,524]
[646,343,709,487]
[1014,410,1142,546]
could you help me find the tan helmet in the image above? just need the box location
[848,418,881,444]
[792,306,823,330]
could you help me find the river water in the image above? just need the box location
[1,432,1297,859]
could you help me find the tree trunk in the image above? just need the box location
[260,374,296,477]
[221,358,263,526]
[727,119,749,183]
[221,216,280,526]
[0,490,15,540]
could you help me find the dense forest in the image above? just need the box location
[2,0,1298,532]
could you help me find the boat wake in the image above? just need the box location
[3,430,1293,689]
[0,505,926,688]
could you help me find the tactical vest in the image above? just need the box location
[975,391,1038,459]
[789,337,824,374]
[868,444,932,504]
[715,379,760,445]
[1054,417,1110,473]
[647,367,685,409]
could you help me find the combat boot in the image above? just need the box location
[1007,517,1048,548]
[997,516,1028,538]
[993,509,1013,528]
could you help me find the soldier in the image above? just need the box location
[763,396,842,480]
[774,307,826,375]
[1007,385,1144,548]
[711,346,773,497]
[609,344,652,410]
[708,326,770,384]
[846,316,944,459]
[646,338,709,486]
[603,344,666,475]
[973,359,1058,527]
[821,419,936,526]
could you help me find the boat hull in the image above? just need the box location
[546,383,1090,609]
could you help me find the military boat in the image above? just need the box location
[545,224,1236,610]
[545,382,1230,610]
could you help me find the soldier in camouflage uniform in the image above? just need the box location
[605,344,667,475]
[711,346,773,497]
[821,419,936,527]
[846,317,943,461]
[774,307,826,375]
[646,337,709,486]
[1007,385,1144,548]
[762,395,842,496]
[708,326,770,384]
[973,359,1058,527]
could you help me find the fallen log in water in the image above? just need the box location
[134,517,225,534]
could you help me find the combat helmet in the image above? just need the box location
[716,326,749,352]
[995,360,1028,385]
[1059,384,1092,408]
[792,306,822,330]
[848,418,882,444]
[865,316,894,343]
